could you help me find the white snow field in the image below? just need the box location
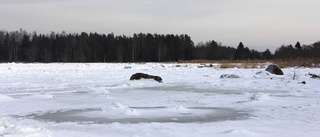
[0,63,320,137]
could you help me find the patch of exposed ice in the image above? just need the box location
[222,129,257,136]
[22,93,55,99]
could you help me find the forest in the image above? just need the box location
[0,29,319,63]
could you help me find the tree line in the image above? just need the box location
[0,29,319,62]
[274,41,320,59]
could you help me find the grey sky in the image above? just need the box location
[1,0,319,51]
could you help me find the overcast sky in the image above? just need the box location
[1,0,319,51]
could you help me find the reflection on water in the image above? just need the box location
[26,107,250,124]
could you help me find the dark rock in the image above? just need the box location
[265,64,284,75]
[301,81,306,84]
[309,73,320,79]
[220,74,240,78]
[130,73,163,83]
[207,64,214,67]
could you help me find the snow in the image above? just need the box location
[0,63,320,137]
[0,94,15,102]
[101,102,142,116]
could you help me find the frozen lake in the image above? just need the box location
[1,63,320,137]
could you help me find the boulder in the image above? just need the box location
[130,73,163,83]
[299,81,306,84]
[265,64,284,75]
[309,73,320,79]
[220,74,240,78]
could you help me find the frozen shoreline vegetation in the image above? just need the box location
[1,63,320,137]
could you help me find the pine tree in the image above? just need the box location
[262,49,272,60]
[234,42,244,60]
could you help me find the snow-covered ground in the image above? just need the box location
[0,63,319,137]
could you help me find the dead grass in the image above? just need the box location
[177,59,268,68]
[133,59,320,68]
[272,58,320,68]
[177,59,215,63]
[219,64,238,68]
[177,58,320,68]
[219,60,237,68]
